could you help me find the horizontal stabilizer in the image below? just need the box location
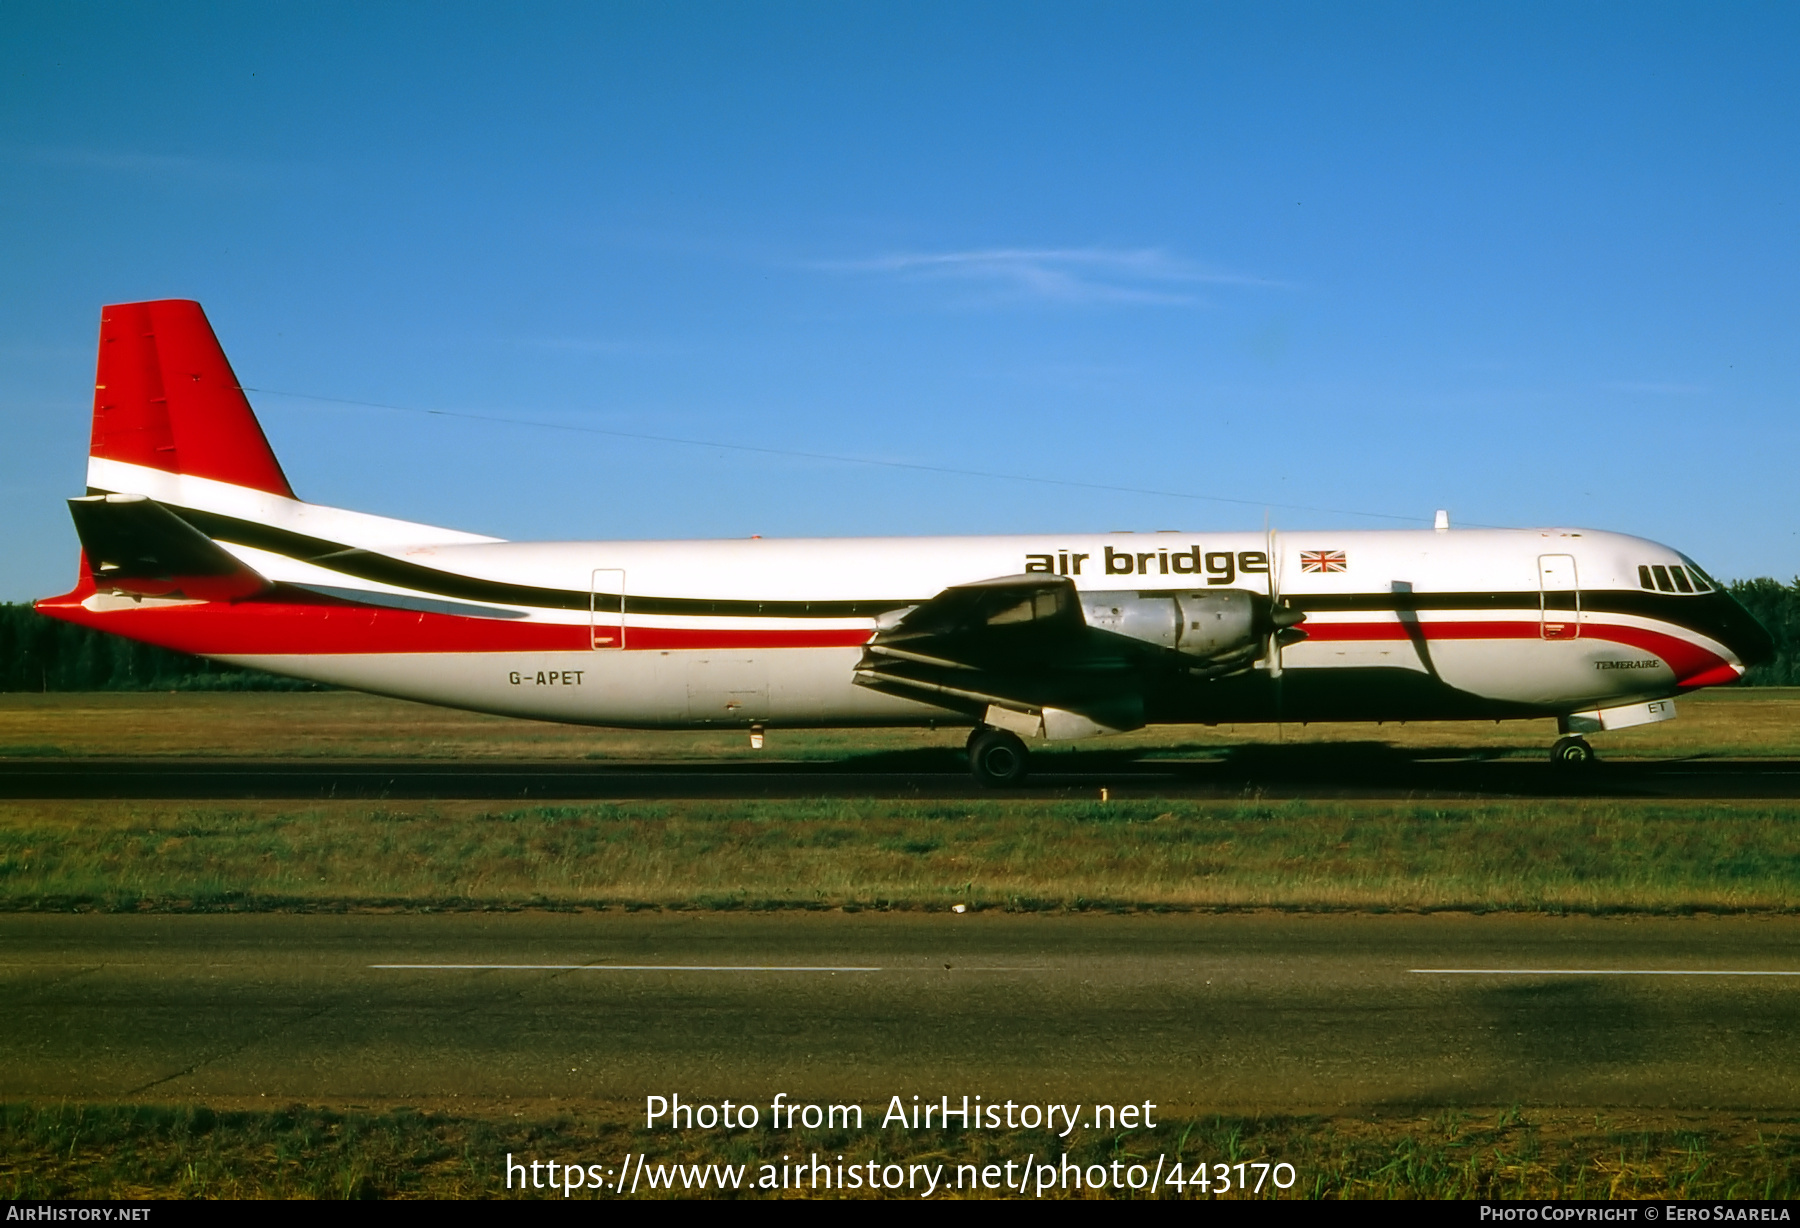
[68,493,271,601]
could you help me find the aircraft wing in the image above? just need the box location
[854,574,1164,735]
[872,573,1084,648]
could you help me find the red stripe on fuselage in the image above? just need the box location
[1302,618,1730,684]
[35,586,1734,684]
[33,586,873,655]
[627,625,872,649]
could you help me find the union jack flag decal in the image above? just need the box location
[1300,550,1348,573]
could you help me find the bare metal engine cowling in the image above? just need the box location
[1079,589,1303,674]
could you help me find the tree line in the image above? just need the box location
[0,603,319,691]
[1728,579,1800,685]
[2,580,1797,691]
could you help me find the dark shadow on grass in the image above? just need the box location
[1216,741,1481,777]
[821,746,968,772]
[835,740,1519,779]
[828,739,1675,798]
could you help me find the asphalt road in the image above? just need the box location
[4,912,1798,1112]
[2,753,1798,800]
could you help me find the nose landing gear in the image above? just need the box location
[968,727,1030,787]
[1550,735,1596,767]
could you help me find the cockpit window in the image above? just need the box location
[1641,559,1716,594]
[1682,559,1718,592]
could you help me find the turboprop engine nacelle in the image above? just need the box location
[1080,589,1304,671]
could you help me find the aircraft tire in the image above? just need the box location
[969,728,1030,787]
[1550,735,1596,767]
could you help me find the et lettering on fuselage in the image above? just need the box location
[508,670,586,686]
[1025,547,1269,585]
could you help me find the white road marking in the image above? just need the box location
[1411,968,1800,976]
[370,963,883,972]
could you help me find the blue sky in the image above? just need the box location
[3,2,1796,600]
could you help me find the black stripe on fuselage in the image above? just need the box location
[109,496,914,619]
[1292,589,1766,657]
[96,492,1765,651]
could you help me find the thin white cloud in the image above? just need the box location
[817,246,1286,306]
[511,337,640,355]
[502,335,688,360]
[6,144,307,188]
[1600,380,1709,396]
[0,340,87,362]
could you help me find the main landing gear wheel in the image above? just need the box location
[1550,735,1596,767]
[968,728,1030,788]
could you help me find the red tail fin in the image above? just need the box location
[91,300,295,498]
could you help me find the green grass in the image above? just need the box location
[4,796,1798,913]
[6,688,1800,761]
[4,1102,1794,1199]
[7,697,1797,1200]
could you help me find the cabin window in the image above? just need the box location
[1638,565,1654,590]
[1669,565,1695,593]
[1651,565,1673,592]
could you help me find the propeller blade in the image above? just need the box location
[1266,525,1284,680]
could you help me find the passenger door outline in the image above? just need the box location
[1538,554,1579,641]
[590,568,625,649]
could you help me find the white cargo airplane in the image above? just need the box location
[37,300,1774,784]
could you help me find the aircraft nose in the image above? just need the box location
[1714,593,1776,670]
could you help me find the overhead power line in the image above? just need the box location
[244,386,1440,526]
